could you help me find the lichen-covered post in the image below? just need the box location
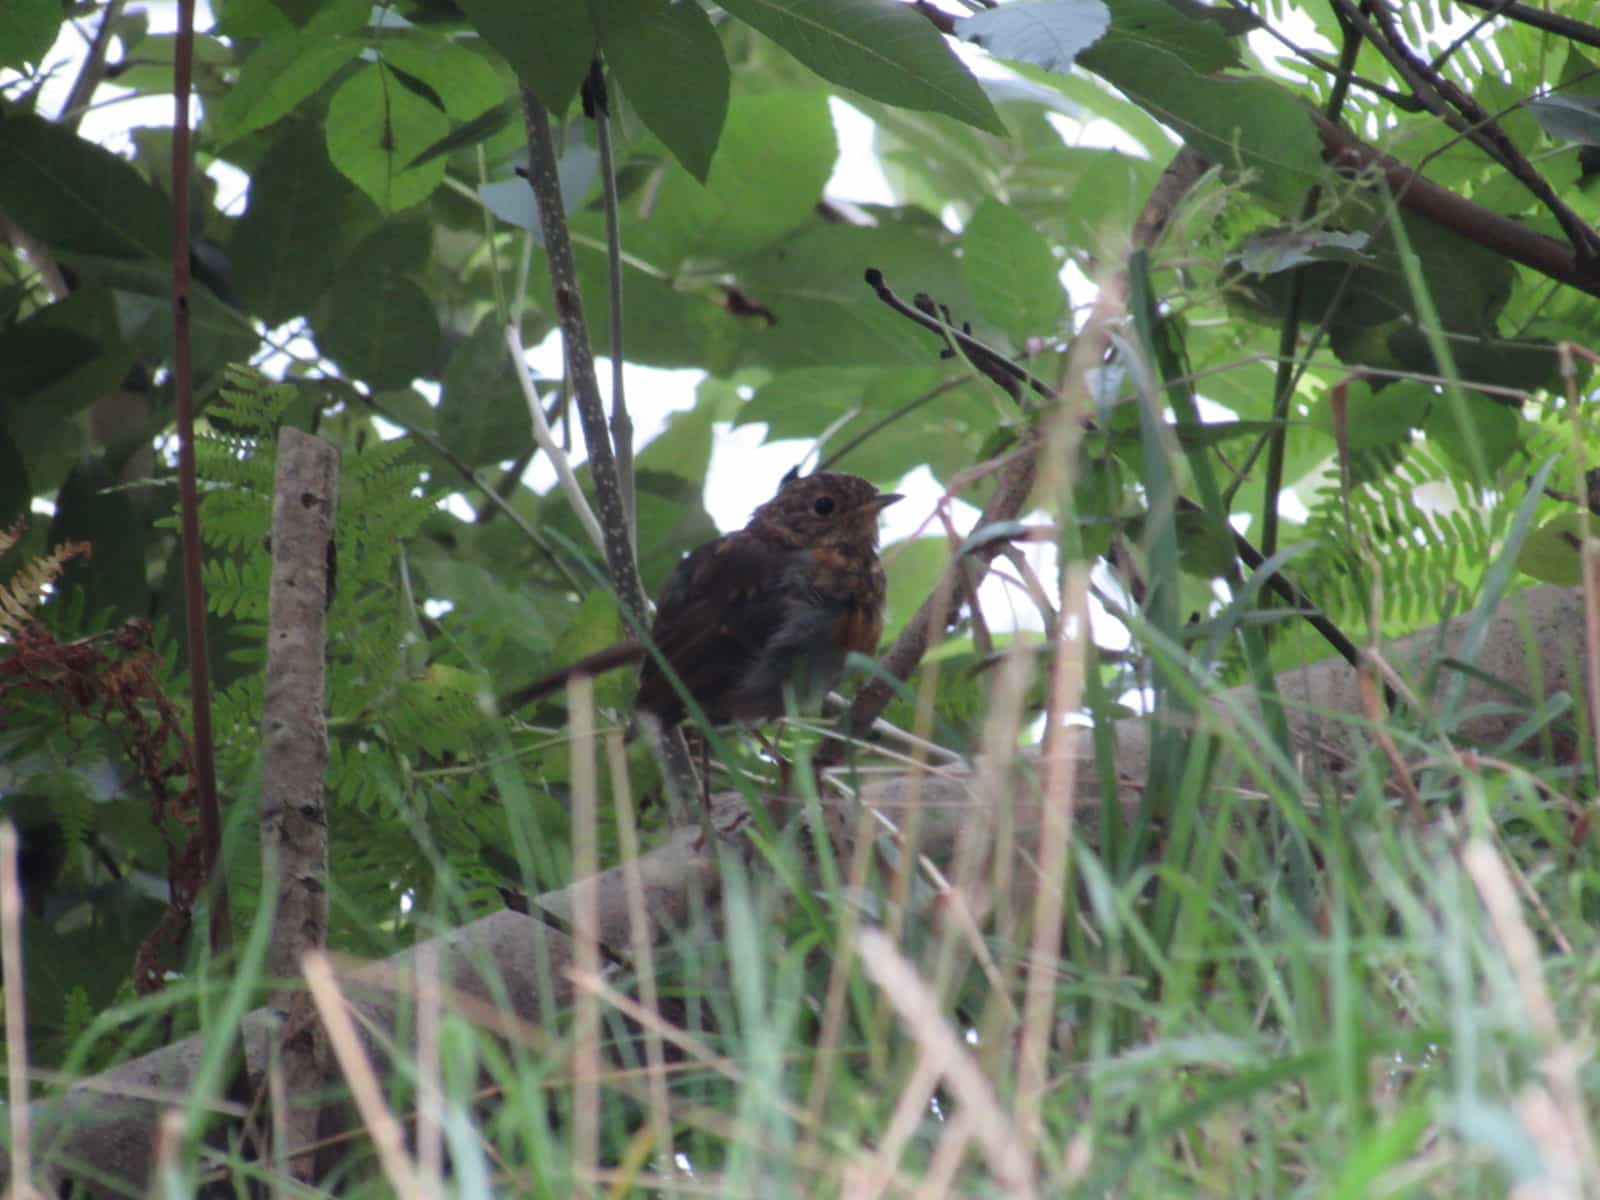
[260,427,339,1179]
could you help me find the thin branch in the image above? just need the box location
[170,0,227,954]
[585,61,635,550]
[59,0,126,131]
[1345,0,1600,266]
[519,86,700,819]
[504,324,606,553]
[1428,0,1517,73]
[519,88,649,633]
[1313,113,1600,296]
[1449,0,1600,50]
[817,376,969,472]
[1223,0,1422,111]
[1262,10,1362,562]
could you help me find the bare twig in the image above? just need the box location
[585,62,636,546]
[504,324,605,553]
[58,0,126,131]
[518,88,649,635]
[1448,0,1600,50]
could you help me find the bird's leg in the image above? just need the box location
[751,725,793,795]
[698,730,717,847]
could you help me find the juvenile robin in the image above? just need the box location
[509,470,901,730]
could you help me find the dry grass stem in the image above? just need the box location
[302,952,423,1200]
[414,941,443,1194]
[1461,839,1600,1192]
[857,927,1034,1196]
[568,674,602,1187]
[844,1052,943,1200]
[920,1109,977,1199]
[802,782,887,1157]
[608,728,674,1167]
[1017,564,1089,1155]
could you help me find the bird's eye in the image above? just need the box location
[813,496,836,516]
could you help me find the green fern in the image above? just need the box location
[196,372,514,949]
[1295,440,1512,628]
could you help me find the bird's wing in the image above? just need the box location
[635,534,803,725]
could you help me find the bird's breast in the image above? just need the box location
[805,545,886,655]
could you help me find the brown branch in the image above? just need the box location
[1449,0,1600,50]
[260,428,339,1183]
[1312,113,1600,296]
[59,0,126,131]
[1352,0,1600,267]
[170,0,226,953]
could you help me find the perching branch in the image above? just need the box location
[583,61,636,548]
[518,87,699,821]
[518,89,648,634]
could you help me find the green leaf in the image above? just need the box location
[325,61,451,213]
[1305,380,1426,452]
[1421,392,1520,477]
[1516,513,1584,587]
[1387,329,1559,395]
[718,0,1004,136]
[232,120,362,325]
[408,101,514,169]
[316,244,441,388]
[590,0,730,183]
[0,429,29,529]
[0,0,60,70]
[955,0,1110,75]
[479,142,599,237]
[457,0,594,114]
[631,91,838,262]
[0,112,170,260]
[882,536,951,641]
[1092,0,1242,73]
[961,198,1064,338]
[1527,94,1600,146]
[47,460,148,623]
[57,256,259,374]
[214,33,359,144]
[1082,42,1321,208]
[439,317,534,467]
[727,221,982,367]
[378,36,505,122]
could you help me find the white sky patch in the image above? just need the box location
[825,99,896,206]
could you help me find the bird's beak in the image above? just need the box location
[867,492,904,514]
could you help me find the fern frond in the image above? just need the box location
[0,536,93,636]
